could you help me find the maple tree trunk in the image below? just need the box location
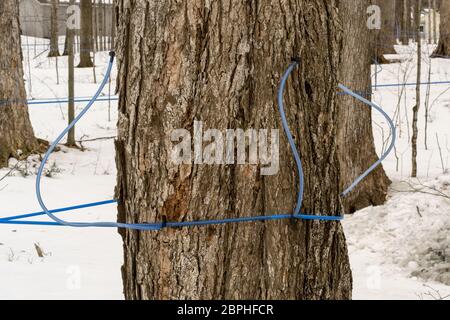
[374,0,398,63]
[115,0,352,300]
[78,0,94,67]
[338,0,391,213]
[432,0,450,57]
[48,0,60,57]
[402,0,412,45]
[0,0,39,168]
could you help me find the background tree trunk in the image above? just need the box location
[338,0,391,213]
[0,0,39,168]
[402,0,412,45]
[428,0,433,44]
[402,0,414,45]
[102,0,107,51]
[433,0,438,44]
[115,0,351,300]
[374,0,398,63]
[78,0,94,67]
[396,0,405,44]
[432,0,450,57]
[93,0,98,52]
[111,0,115,50]
[48,0,60,57]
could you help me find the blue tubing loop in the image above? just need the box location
[35,52,163,231]
[338,84,396,196]
[277,59,304,217]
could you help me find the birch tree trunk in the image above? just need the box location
[0,0,39,168]
[338,0,391,213]
[432,0,450,57]
[115,0,352,300]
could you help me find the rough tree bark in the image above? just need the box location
[78,0,94,67]
[48,0,60,57]
[338,0,391,213]
[115,0,352,300]
[432,0,450,57]
[374,0,398,63]
[0,0,39,168]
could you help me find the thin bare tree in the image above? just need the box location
[67,0,76,147]
[412,0,422,177]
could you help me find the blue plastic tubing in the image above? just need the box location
[29,55,395,230]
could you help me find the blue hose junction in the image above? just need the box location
[0,53,396,231]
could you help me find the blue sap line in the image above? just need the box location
[1,55,397,230]
[26,81,450,106]
[27,97,118,105]
[338,84,397,196]
[0,200,117,222]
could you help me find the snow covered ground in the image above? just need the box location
[0,37,449,300]
[344,44,450,300]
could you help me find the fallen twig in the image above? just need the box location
[391,180,450,200]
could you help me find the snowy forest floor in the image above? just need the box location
[0,37,449,300]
